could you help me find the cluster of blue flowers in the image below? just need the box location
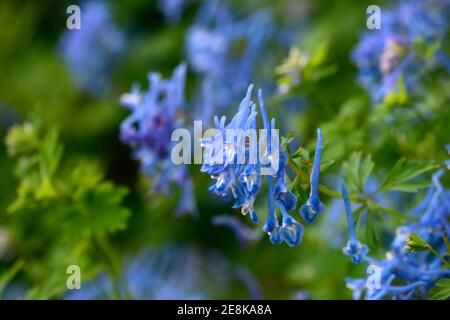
[343,167,450,299]
[119,64,196,215]
[59,1,125,95]
[201,84,324,247]
[185,0,275,109]
[351,0,450,103]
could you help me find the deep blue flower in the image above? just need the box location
[351,0,450,103]
[341,181,369,263]
[59,1,125,95]
[300,129,325,222]
[202,84,323,247]
[120,64,196,216]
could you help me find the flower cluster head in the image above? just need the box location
[345,168,450,300]
[351,0,450,103]
[186,0,275,108]
[59,0,125,95]
[119,64,196,215]
[201,84,324,247]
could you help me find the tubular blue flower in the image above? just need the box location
[59,1,125,95]
[341,181,369,264]
[344,166,450,300]
[201,85,315,247]
[120,64,196,216]
[351,0,450,103]
[300,128,325,222]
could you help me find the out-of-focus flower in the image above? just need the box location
[65,245,238,299]
[59,1,125,95]
[235,265,264,299]
[157,0,192,24]
[351,0,450,103]
[345,168,450,299]
[275,47,309,94]
[119,64,196,215]
[212,215,262,247]
[185,0,275,108]
[292,289,311,300]
[201,84,324,247]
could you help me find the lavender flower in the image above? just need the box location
[120,64,196,215]
[341,181,369,263]
[345,169,450,300]
[351,0,450,103]
[59,1,125,95]
[300,129,325,222]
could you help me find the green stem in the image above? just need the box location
[428,246,449,267]
[96,236,123,299]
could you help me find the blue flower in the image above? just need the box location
[344,167,450,299]
[300,128,325,222]
[212,215,262,247]
[59,1,125,95]
[351,0,450,103]
[157,0,191,24]
[120,64,196,216]
[201,84,260,222]
[341,181,369,263]
[202,84,315,247]
[185,0,275,108]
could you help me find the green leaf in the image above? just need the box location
[360,154,374,190]
[444,233,450,254]
[380,158,439,192]
[281,132,295,153]
[382,75,409,107]
[404,233,431,252]
[342,152,374,193]
[68,162,130,237]
[388,181,433,192]
[5,122,40,157]
[429,279,450,300]
[368,200,407,222]
[319,159,335,172]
